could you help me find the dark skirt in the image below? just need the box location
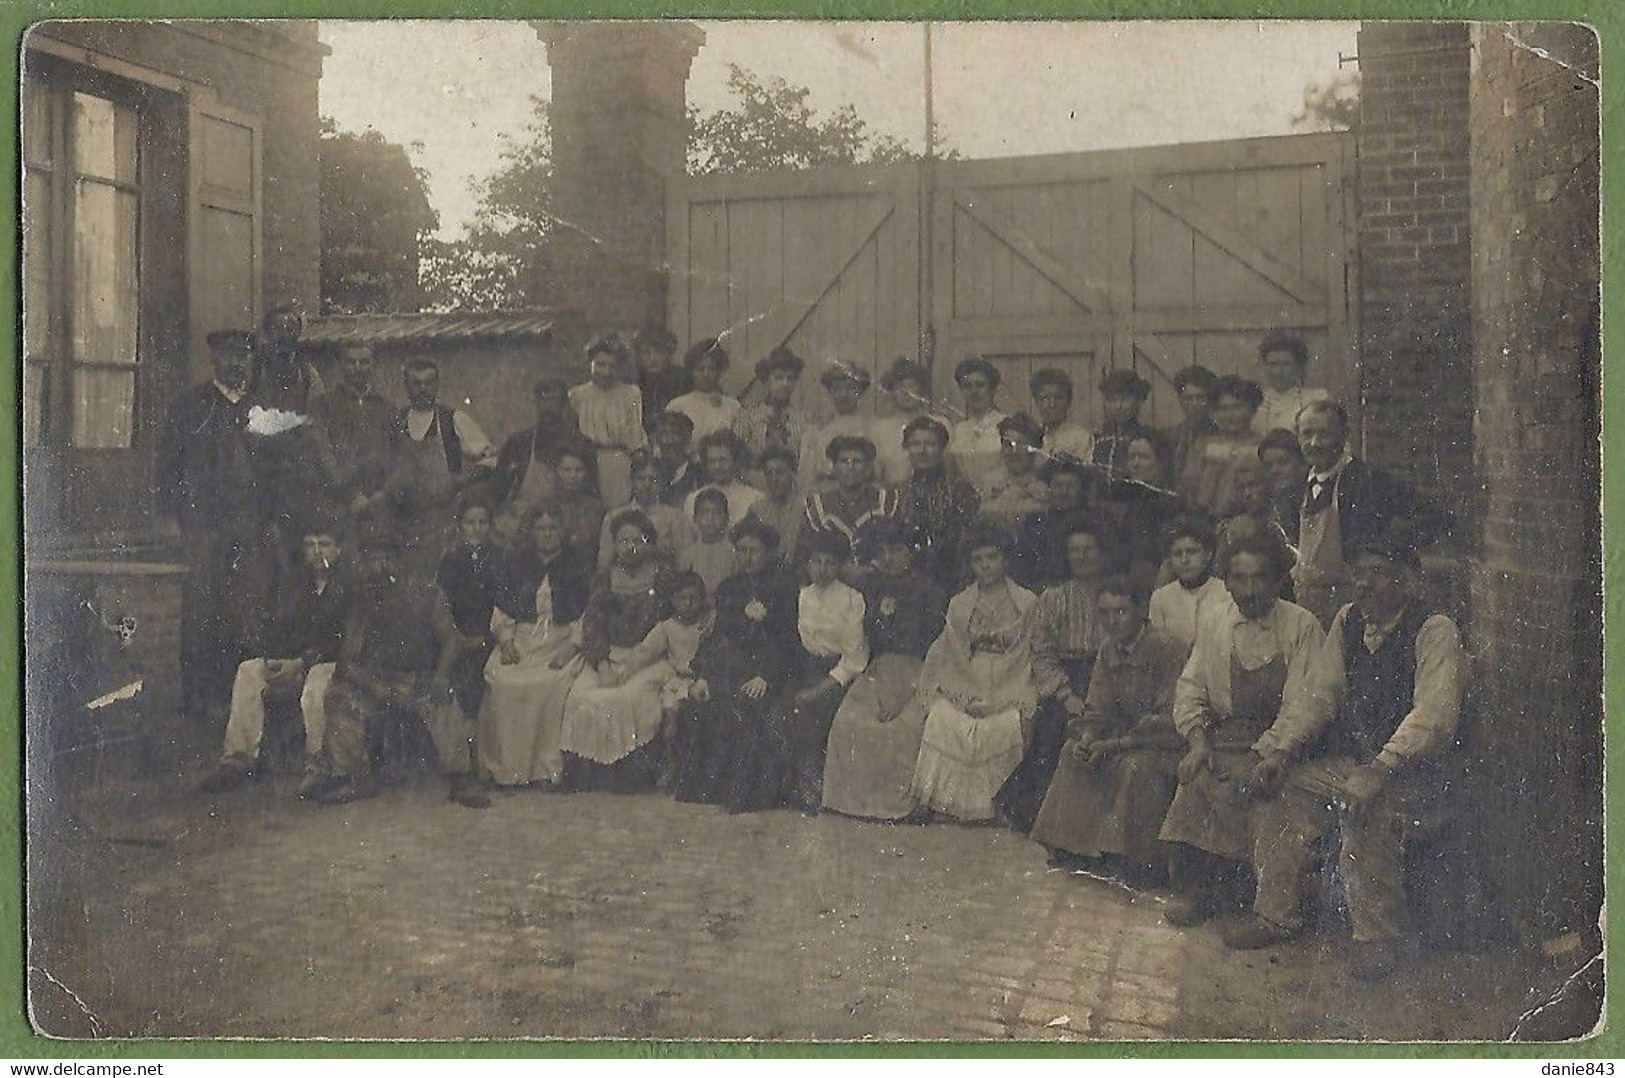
[669,669,795,808]
[563,740,661,793]
[994,655,1094,833]
[725,654,844,814]
[1030,741,1181,863]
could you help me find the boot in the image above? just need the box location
[1164,890,1217,927]
[1223,913,1297,950]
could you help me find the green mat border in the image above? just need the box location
[2,0,1617,1058]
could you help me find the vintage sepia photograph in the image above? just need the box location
[19,17,1604,1043]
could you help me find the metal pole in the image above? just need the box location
[919,22,936,373]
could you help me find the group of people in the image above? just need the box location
[164,312,1459,982]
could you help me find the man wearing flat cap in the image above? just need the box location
[1223,524,1466,982]
[158,328,267,718]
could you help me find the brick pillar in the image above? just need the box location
[1467,23,1601,943]
[1354,23,1473,519]
[533,21,704,335]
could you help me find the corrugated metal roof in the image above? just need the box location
[299,309,556,347]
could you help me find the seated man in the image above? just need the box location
[1223,530,1466,982]
[309,535,490,809]
[1029,573,1189,880]
[1159,532,1324,927]
[200,517,351,795]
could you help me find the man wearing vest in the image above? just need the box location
[1289,399,1452,628]
[1222,528,1467,982]
[366,357,497,582]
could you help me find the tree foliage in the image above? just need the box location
[319,119,439,313]
[425,70,948,310]
[687,64,934,174]
[1292,70,1360,133]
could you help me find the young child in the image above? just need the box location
[309,536,490,809]
[200,517,351,795]
[1148,514,1227,653]
[436,500,506,723]
[667,338,741,444]
[782,529,870,810]
[569,334,646,508]
[598,571,716,784]
[682,487,738,596]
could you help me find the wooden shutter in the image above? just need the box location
[186,96,262,382]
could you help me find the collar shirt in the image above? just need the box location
[1260,602,1465,767]
[1172,594,1325,740]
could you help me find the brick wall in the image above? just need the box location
[1354,23,1474,521]
[533,22,703,335]
[1466,23,1602,939]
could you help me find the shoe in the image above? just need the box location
[1164,892,1216,927]
[448,775,492,810]
[299,765,341,799]
[199,762,251,794]
[1223,914,1297,950]
[312,776,376,805]
[1350,939,1401,983]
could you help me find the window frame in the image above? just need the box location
[23,61,151,454]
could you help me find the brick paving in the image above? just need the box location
[26,759,1560,1043]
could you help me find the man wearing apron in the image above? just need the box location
[372,358,496,583]
[1291,400,1451,628]
[1160,532,1325,928]
[1226,531,1466,981]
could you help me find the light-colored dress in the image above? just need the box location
[668,391,742,445]
[559,567,671,767]
[570,381,646,508]
[479,581,582,786]
[908,580,1038,821]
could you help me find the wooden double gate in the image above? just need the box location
[666,132,1357,432]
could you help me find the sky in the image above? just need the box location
[317,20,1359,239]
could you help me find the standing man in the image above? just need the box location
[315,341,395,523]
[157,329,264,718]
[1029,368,1095,464]
[369,358,497,581]
[949,356,1008,497]
[1226,530,1466,982]
[250,301,326,413]
[1291,400,1451,627]
[492,376,586,547]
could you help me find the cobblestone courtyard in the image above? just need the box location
[26,750,1573,1044]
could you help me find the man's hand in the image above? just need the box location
[1062,693,1087,718]
[740,676,769,701]
[1178,735,1215,784]
[1240,749,1290,799]
[1336,764,1389,817]
[691,679,711,703]
[498,638,522,665]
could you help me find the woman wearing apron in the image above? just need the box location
[1159,532,1325,928]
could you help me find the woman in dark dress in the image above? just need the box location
[669,517,802,807]
[559,510,673,792]
[1103,429,1190,593]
